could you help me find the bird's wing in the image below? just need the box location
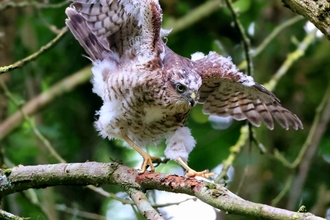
[193,52,303,130]
[65,0,163,61]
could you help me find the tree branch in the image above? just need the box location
[282,0,330,40]
[56,204,106,220]
[125,188,165,220]
[0,162,325,220]
[265,28,317,92]
[0,209,27,220]
[0,27,68,74]
[287,83,330,210]
[214,125,249,183]
[0,78,65,162]
[224,0,253,76]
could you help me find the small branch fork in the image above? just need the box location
[0,162,325,220]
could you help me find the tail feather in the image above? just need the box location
[65,7,110,61]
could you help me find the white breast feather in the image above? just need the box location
[91,59,119,99]
[191,52,205,61]
[96,101,122,139]
[143,106,165,124]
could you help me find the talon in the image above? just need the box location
[123,136,164,173]
[176,157,214,178]
[140,155,159,172]
[186,169,214,178]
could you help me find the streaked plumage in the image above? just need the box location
[65,0,303,177]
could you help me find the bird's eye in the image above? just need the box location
[176,83,186,93]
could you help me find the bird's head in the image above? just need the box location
[167,70,202,108]
[171,81,198,107]
[162,46,202,108]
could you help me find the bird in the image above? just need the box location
[65,0,303,178]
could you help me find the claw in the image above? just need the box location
[123,135,170,173]
[176,157,214,178]
[185,169,214,178]
[140,155,159,172]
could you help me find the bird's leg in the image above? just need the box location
[177,157,214,178]
[123,136,162,173]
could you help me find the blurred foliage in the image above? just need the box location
[0,0,330,219]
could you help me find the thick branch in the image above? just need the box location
[282,0,330,40]
[0,162,325,220]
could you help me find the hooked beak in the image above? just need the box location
[189,92,196,106]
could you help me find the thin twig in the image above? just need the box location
[0,26,68,74]
[253,16,304,57]
[152,197,197,208]
[253,29,320,206]
[245,29,319,169]
[214,125,249,183]
[224,0,253,76]
[265,29,317,91]
[217,16,315,185]
[56,204,106,220]
[271,49,328,169]
[286,83,330,209]
[0,209,27,220]
[216,0,254,184]
[86,185,134,205]
[36,9,63,34]
[0,78,65,163]
[238,16,305,69]
[0,66,92,140]
[271,175,294,206]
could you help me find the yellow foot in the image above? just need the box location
[123,135,168,173]
[185,168,214,178]
[140,155,162,173]
[176,157,214,178]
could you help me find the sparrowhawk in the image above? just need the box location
[65,0,303,177]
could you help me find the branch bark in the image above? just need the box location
[126,187,165,220]
[282,0,330,40]
[0,162,325,220]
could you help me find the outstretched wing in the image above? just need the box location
[193,52,303,130]
[65,0,163,61]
